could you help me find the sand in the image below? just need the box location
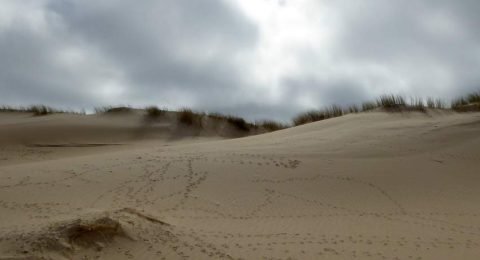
[1,110,480,259]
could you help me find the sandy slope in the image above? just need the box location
[1,111,480,259]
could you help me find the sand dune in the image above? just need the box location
[1,111,480,259]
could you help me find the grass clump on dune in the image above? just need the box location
[209,113,287,132]
[361,101,378,111]
[293,105,344,126]
[451,91,480,112]
[374,95,429,112]
[0,105,23,112]
[0,105,71,116]
[29,105,58,116]
[291,94,445,126]
[209,113,254,131]
[408,97,427,112]
[225,115,251,131]
[95,106,134,114]
[426,98,446,109]
[145,106,167,118]
[255,120,289,132]
[206,112,225,122]
[376,95,406,110]
[178,108,204,127]
[347,105,360,113]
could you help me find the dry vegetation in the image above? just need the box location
[2,91,479,129]
[291,92,478,126]
[208,113,254,132]
[361,101,377,111]
[94,106,134,114]
[427,98,446,109]
[0,105,80,116]
[255,120,289,132]
[178,108,204,127]
[451,91,480,112]
[293,105,344,126]
[145,106,167,119]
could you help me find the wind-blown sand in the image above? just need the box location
[1,111,480,259]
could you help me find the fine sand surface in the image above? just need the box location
[1,111,480,259]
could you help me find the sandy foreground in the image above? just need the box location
[1,111,480,259]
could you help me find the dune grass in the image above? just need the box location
[0,105,79,116]
[376,95,406,109]
[291,93,463,126]
[347,105,360,113]
[145,106,167,118]
[426,98,446,109]
[30,105,58,116]
[0,105,23,112]
[208,113,254,131]
[2,90,479,129]
[225,116,251,131]
[209,113,287,132]
[408,97,427,112]
[361,101,377,111]
[360,95,439,113]
[255,120,289,132]
[371,95,425,112]
[95,106,134,114]
[293,105,344,126]
[451,91,480,112]
[178,108,204,127]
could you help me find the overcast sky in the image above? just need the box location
[1,0,479,121]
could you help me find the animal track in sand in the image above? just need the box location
[167,227,466,260]
[252,173,407,214]
[3,142,479,260]
[209,152,302,170]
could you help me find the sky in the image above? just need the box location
[1,0,479,121]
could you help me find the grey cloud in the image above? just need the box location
[1,0,259,110]
[48,0,258,105]
[1,0,480,121]
[329,0,480,97]
[281,77,370,108]
[0,17,102,108]
[275,0,480,110]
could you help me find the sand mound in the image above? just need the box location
[0,208,176,259]
[2,215,127,259]
[50,216,125,251]
[0,110,263,147]
[0,111,258,166]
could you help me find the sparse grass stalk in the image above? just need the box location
[435,99,446,109]
[409,97,426,112]
[347,105,360,113]
[426,98,446,109]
